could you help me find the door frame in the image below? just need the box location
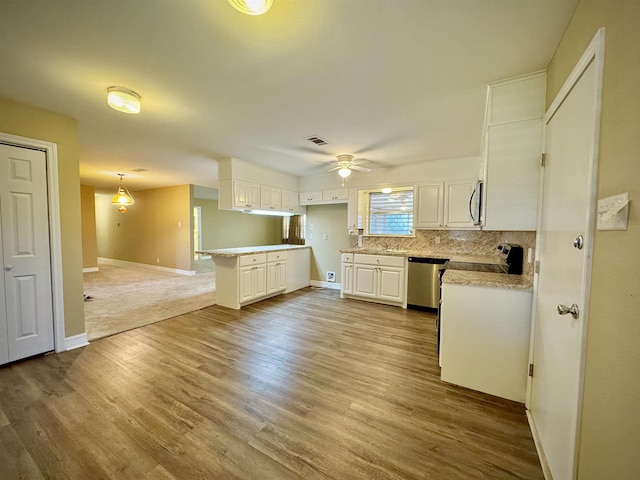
[526,27,606,479]
[0,132,66,354]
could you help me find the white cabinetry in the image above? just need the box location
[300,188,348,205]
[439,282,533,402]
[234,180,260,209]
[444,178,477,228]
[213,248,310,310]
[415,182,444,228]
[481,72,545,231]
[414,179,478,229]
[340,253,354,296]
[281,189,300,213]
[260,186,282,211]
[266,251,287,295]
[343,254,406,306]
[238,254,267,303]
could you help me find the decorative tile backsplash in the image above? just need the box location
[360,230,536,280]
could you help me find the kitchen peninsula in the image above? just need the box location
[197,245,311,310]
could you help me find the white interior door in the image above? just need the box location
[528,30,604,480]
[0,144,54,364]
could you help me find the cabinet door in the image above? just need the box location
[282,190,298,212]
[239,266,255,302]
[354,264,377,298]
[484,119,542,230]
[444,179,476,228]
[270,188,282,210]
[261,186,273,210]
[299,191,322,205]
[234,181,249,208]
[378,267,404,303]
[247,183,260,208]
[276,261,287,291]
[341,263,354,294]
[415,182,444,228]
[254,264,267,298]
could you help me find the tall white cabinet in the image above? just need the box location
[481,72,546,230]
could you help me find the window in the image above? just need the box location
[364,187,414,236]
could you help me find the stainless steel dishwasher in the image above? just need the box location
[407,257,448,311]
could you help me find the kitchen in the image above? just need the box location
[0,1,638,479]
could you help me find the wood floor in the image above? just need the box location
[0,287,543,479]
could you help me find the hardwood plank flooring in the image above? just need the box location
[0,287,543,479]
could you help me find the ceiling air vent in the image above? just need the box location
[306,136,328,146]
[132,168,148,172]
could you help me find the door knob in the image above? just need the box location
[557,303,580,319]
[4,265,13,271]
[573,235,584,249]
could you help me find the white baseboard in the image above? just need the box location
[98,257,196,276]
[65,333,89,351]
[310,280,341,290]
[83,267,99,273]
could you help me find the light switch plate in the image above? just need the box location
[597,192,629,231]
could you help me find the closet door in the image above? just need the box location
[0,144,54,364]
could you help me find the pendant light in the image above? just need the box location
[227,0,273,15]
[112,174,135,213]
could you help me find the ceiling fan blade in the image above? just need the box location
[327,165,341,172]
[350,165,371,172]
[351,158,370,165]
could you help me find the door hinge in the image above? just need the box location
[535,260,540,274]
[540,153,546,167]
[529,363,534,377]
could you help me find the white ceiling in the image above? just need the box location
[0,0,578,191]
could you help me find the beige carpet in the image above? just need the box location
[83,261,216,341]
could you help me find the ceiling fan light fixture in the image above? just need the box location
[338,167,352,178]
[107,86,141,114]
[227,0,273,15]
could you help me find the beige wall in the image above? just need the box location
[96,184,193,271]
[546,1,640,478]
[0,97,84,337]
[194,198,282,250]
[305,204,352,283]
[80,185,98,270]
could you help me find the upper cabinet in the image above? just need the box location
[300,188,348,205]
[233,180,260,208]
[481,72,546,231]
[414,179,478,229]
[260,185,282,211]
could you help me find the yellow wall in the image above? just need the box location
[0,97,84,337]
[305,204,352,283]
[96,184,193,271]
[80,185,98,270]
[194,198,282,249]
[546,1,640,478]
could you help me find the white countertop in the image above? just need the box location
[197,244,310,258]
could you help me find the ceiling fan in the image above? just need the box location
[326,154,371,184]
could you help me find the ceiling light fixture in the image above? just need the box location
[381,187,393,194]
[338,167,352,178]
[227,0,273,15]
[112,174,135,213]
[107,86,141,114]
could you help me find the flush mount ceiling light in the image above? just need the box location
[381,187,393,194]
[112,174,135,213]
[227,0,273,15]
[107,86,141,114]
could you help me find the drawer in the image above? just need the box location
[239,253,267,267]
[354,254,405,268]
[342,253,354,263]
[267,251,287,262]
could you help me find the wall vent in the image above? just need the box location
[306,136,329,146]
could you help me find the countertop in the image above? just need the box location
[197,244,310,258]
[341,247,532,290]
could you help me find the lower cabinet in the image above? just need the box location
[341,253,354,295]
[439,282,533,402]
[215,250,298,309]
[341,253,406,306]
